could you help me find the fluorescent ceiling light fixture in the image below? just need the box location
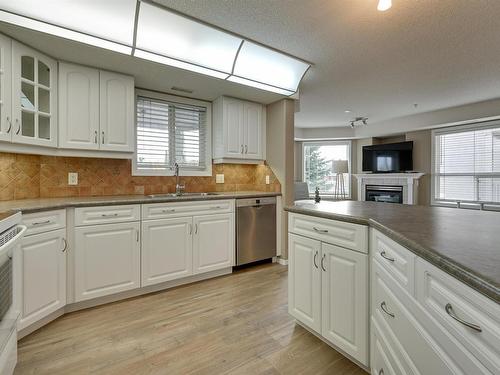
[134,49,229,79]
[232,41,309,92]
[0,10,132,54]
[0,0,136,45]
[227,76,294,96]
[136,2,241,74]
[377,0,392,11]
[0,0,311,95]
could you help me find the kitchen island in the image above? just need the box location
[285,200,500,375]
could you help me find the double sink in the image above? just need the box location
[147,192,221,198]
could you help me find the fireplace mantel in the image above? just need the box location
[353,173,425,205]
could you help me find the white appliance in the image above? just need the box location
[0,212,26,375]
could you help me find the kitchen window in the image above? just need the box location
[133,90,212,176]
[432,121,500,209]
[302,141,351,198]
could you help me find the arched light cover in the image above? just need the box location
[0,0,311,95]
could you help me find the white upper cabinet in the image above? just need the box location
[213,96,265,163]
[12,41,58,147]
[0,34,12,143]
[58,62,99,150]
[99,70,134,152]
[58,64,134,152]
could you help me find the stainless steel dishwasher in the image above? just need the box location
[236,197,277,266]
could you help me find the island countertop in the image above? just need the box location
[285,200,500,303]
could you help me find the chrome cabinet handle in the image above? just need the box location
[102,130,105,144]
[6,117,11,133]
[321,254,326,271]
[162,208,175,213]
[136,229,140,242]
[194,224,198,234]
[32,220,51,226]
[211,206,222,209]
[240,145,244,153]
[61,238,68,252]
[313,251,318,269]
[379,369,384,375]
[94,130,98,143]
[445,303,482,332]
[380,251,395,262]
[15,119,20,134]
[101,213,119,217]
[245,145,248,154]
[380,301,395,318]
[313,227,328,233]
[189,224,193,235]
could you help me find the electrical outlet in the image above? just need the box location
[68,172,78,185]
[265,175,270,185]
[216,174,224,184]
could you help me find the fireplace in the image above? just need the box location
[365,185,403,204]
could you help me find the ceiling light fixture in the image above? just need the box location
[0,0,312,96]
[349,117,368,128]
[377,0,392,11]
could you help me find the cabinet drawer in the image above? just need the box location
[75,205,140,226]
[288,213,368,253]
[416,258,500,374]
[371,319,405,375]
[371,229,416,295]
[142,199,234,220]
[23,209,66,236]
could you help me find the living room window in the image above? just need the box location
[432,121,500,209]
[303,141,351,198]
[133,90,212,176]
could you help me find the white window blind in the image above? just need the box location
[136,96,207,172]
[433,123,500,206]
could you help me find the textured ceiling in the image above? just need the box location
[153,0,500,128]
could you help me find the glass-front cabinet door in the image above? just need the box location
[0,34,12,143]
[12,41,57,147]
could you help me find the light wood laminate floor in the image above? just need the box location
[15,263,366,375]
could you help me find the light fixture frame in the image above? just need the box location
[0,0,312,96]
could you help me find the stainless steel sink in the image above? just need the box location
[147,192,221,198]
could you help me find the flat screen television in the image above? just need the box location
[362,141,413,173]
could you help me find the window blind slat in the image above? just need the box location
[136,96,207,171]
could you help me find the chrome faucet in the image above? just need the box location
[172,162,185,196]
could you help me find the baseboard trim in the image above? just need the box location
[18,267,233,340]
[277,258,288,266]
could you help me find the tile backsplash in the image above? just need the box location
[0,153,280,201]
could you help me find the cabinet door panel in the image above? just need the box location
[243,102,262,159]
[288,233,321,333]
[12,41,57,147]
[223,98,244,157]
[19,229,66,330]
[142,217,193,286]
[99,71,134,152]
[0,34,11,142]
[59,63,99,150]
[321,242,368,365]
[193,213,233,274]
[75,222,140,301]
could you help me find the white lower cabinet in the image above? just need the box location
[141,217,193,286]
[288,217,369,367]
[18,228,66,330]
[74,221,140,301]
[321,243,368,364]
[193,213,233,274]
[288,233,321,332]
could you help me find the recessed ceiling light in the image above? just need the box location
[377,0,392,11]
[344,110,351,113]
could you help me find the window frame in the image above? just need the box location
[431,120,500,209]
[132,89,212,177]
[302,140,352,199]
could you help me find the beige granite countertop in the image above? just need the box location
[0,191,281,215]
[285,200,500,303]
